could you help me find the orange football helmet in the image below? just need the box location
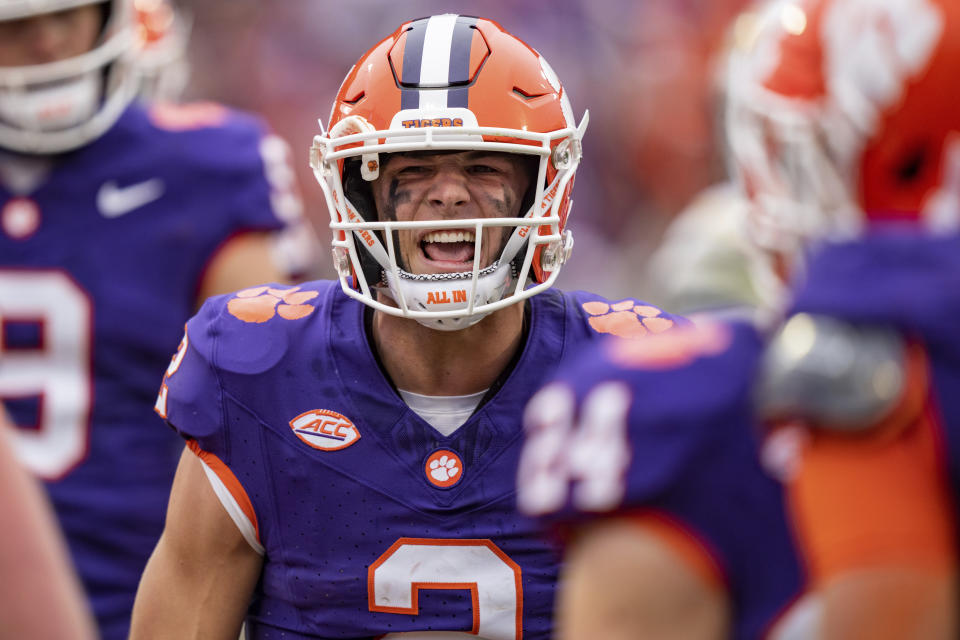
[310,14,588,330]
[726,0,960,271]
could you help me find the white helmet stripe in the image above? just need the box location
[419,15,459,102]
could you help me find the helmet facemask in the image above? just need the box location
[728,93,862,271]
[311,114,586,330]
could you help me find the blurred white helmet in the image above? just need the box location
[0,0,139,154]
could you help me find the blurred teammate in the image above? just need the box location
[646,5,782,325]
[520,0,960,638]
[729,0,960,636]
[0,404,97,640]
[646,181,779,322]
[130,14,683,639]
[0,1,316,638]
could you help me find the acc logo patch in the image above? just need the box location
[424,449,463,489]
[289,409,360,451]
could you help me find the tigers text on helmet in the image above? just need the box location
[310,14,588,331]
[726,0,960,274]
[0,0,139,154]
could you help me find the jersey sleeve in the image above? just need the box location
[787,409,957,584]
[154,292,276,553]
[155,296,229,454]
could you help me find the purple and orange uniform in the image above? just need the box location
[518,320,807,639]
[0,101,301,639]
[155,281,681,639]
[779,231,960,591]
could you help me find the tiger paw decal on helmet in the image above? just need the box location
[227,286,319,323]
[582,300,675,338]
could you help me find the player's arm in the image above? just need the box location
[196,229,293,303]
[787,421,958,640]
[0,407,97,640]
[558,517,729,640]
[763,316,958,639]
[817,569,956,640]
[130,445,263,640]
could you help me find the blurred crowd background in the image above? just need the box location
[175,0,753,303]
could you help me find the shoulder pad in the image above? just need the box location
[191,284,323,375]
[757,313,907,431]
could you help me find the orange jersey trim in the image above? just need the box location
[786,345,957,582]
[186,439,261,544]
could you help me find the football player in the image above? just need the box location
[517,322,810,640]
[519,0,960,638]
[730,0,960,636]
[517,6,814,638]
[130,14,684,639]
[0,403,96,640]
[0,1,317,638]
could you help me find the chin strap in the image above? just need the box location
[383,260,518,331]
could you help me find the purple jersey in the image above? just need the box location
[157,280,682,639]
[518,321,805,639]
[0,102,297,640]
[790,229,960,532]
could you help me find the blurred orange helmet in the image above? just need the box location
[132,0,190,102]
[726,0,960,266]
[310,14,588,330]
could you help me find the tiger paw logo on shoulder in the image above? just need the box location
[227,286,319,323]
[582,300,674,338]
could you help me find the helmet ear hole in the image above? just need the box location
[894,144,928,185]
[517,154,541,216]
[341,158,385,288]
[342,158,377,220]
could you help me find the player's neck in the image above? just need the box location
[0,151,53,195]
[371,302,526,396]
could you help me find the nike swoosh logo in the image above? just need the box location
[97,179,165,218]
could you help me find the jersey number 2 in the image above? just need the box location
[369,538,523,639]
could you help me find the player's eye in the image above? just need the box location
[396,164,430,176]
[467,163,499,174]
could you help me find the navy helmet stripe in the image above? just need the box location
[400,18,428,110]
[446,16,477,108]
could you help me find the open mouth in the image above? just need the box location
[420,229,476,265]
